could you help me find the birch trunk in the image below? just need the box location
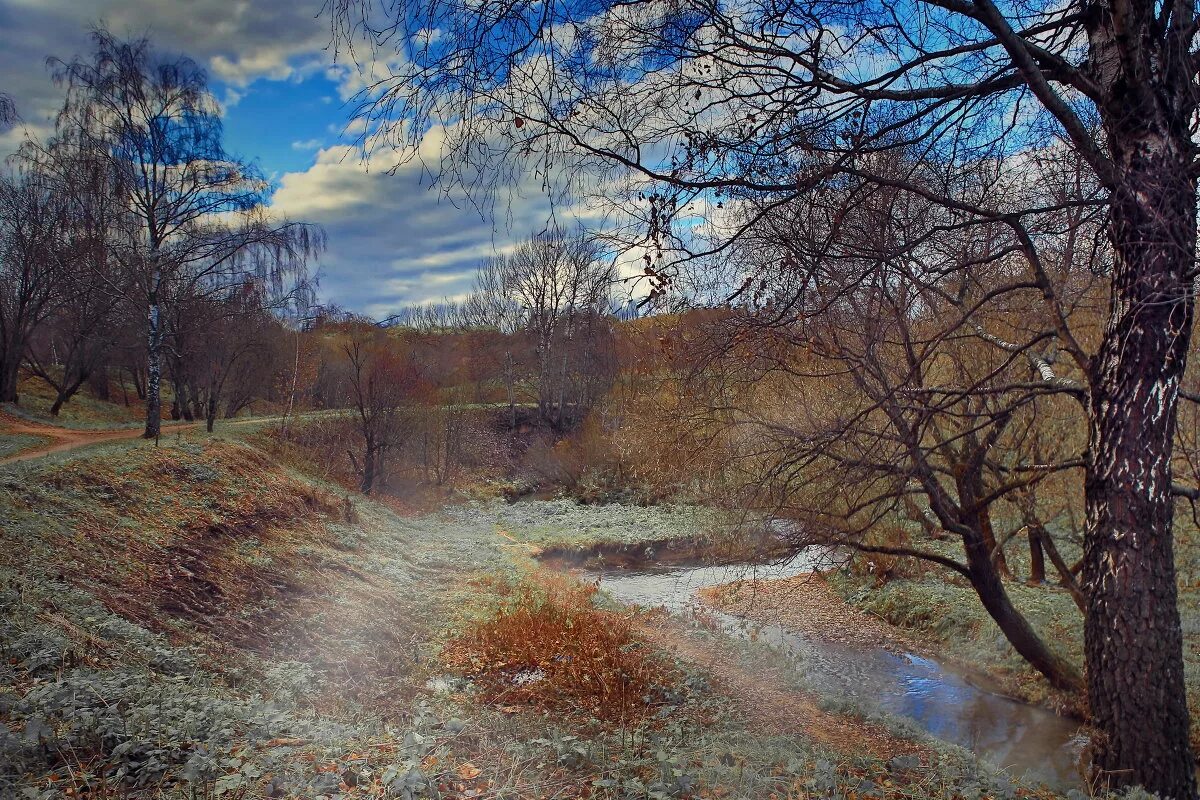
[1083,101,1197,796]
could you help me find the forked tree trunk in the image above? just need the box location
[1082,120,1197,797]
[49,375,87,416]
[172,378,194,421]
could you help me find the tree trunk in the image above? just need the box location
[505,351,517,429]
[144,297,162,439]
[979,504,1012,579]
[1027,526,1046,585]
[206,392,217,433]
[88,366,110,402]
[0,354,20,404]
[1041,532,1087,614]
[130,365,145,401]
[173,379,194,421]
[361,436,377,494]
[961,525,1084,692]
[1082,123,1197,797]
[49,375,86,416]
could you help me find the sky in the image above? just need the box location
[0,0,572,317]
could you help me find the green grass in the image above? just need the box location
[5,374,145,428]
[0,432,51,459]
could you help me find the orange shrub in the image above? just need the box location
[444,573,676,724]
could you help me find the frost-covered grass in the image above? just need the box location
[448,497,727,550]
[0,438,483,798]
[0,436,1081,799]
[0,432,50,458]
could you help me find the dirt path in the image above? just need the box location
[0,413,170,465]
[634,613,927,762]
[0,413,290,466]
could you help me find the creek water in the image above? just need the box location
[548,547,1085,791]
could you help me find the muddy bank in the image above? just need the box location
[699,572,914,653]
[697,572,1081,713]
[632,613,928,762]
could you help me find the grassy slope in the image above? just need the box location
[0,431,51,459]
[5,375,146,429]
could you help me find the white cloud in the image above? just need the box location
[0,0,331,135]
[268,128,601,314]
[291,138,324,151]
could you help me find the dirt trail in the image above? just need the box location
[0,413,170,465]
[635,614,927,762]
[0,412,287,466]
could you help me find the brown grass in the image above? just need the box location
[443,572,678,724]
[26,442,354,651]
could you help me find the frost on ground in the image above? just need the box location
[0,438,1056,799]
[443,497,727,549]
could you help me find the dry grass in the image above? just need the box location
[444,572,678,724]
[14,442,356,651]
[698,572,912,652]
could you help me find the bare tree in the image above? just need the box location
[20,131,131,415]
[331,0,1200,788]
[0,92,17,131]
[343,326,421,493]
[470,230,615,428]
[0,165,71,403]
[52,29,322,438]
[463,257,533,427]
[669,154,1102,689]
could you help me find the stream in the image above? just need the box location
[546,547,1085,791]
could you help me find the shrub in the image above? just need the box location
[444,573,677,724]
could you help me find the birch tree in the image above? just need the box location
[52,29,321,438]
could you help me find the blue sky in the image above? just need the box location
[0,0,565,316]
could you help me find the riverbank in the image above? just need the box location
[697,570,1091,716]
[698,572,913,653]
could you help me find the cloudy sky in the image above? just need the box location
[0,0,574,317]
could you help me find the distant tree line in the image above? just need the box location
[291,228,619,494]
